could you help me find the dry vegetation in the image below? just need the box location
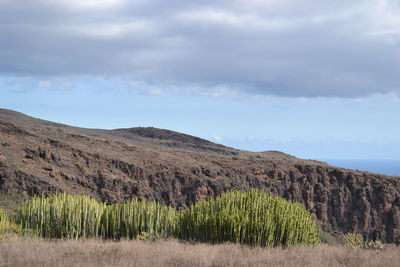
[0,239,399,267]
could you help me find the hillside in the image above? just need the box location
[0,109,399,243]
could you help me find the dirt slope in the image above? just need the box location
[0,109,399,243]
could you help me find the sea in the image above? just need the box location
[321,159,400,177]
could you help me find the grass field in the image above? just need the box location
[1,192,397,266]
[1,239,399,267]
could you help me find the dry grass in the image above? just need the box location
[1,239,399,267]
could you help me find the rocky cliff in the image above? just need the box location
[0,109,399,243]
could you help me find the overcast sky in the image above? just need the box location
[1,0,400,161]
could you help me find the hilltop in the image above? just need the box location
[0,109,399,243]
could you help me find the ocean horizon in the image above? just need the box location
[321,159,400,177]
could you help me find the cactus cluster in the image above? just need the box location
[178,189,320,247]
[15,194,106,239]
[12,190,320,247]
[100,199,178,240]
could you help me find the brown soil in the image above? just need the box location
[1,239,400,267]
[0,109,399,243]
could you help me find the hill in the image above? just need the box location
[0,109,399,243]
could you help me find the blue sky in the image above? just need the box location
[1,0,400,160]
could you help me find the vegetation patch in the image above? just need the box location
[0,208,21,240]
[343,233,364,249]
[100,199,177,240]
[12,190,320,247]
[15,194,106,239]
[343,232,385,250]
[177,189,320,247]
[0,220,22,240]
[0,207,8,223]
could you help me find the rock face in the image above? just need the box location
[0,109,399,243]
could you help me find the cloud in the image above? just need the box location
[147,88,163,95]
[1,0,400,97]
[55,0,124,10]
[37,80,53,88]
[212,134,223,142]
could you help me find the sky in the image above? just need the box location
[1,0,400,161]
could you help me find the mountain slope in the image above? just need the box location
[0,109,399,243]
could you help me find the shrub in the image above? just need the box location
[136,231,150,241]
[0,207,24,240]
[177,189,320,247]
[0,220,22,240]
[343,233,364,248]
[21,228,40,238]
[0,207,8,222]
[366,240,384,250]
[320,231,333,244]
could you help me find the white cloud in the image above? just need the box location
[54,0,125,10]
[176,8,296,31]
[65,21,153,38]
[37,80,53,88]
[147,88,163,95]
[212,134,223,142]
[1,0,400,97]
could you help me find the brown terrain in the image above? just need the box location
[2,239,400,267]
[0,109,399,243]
